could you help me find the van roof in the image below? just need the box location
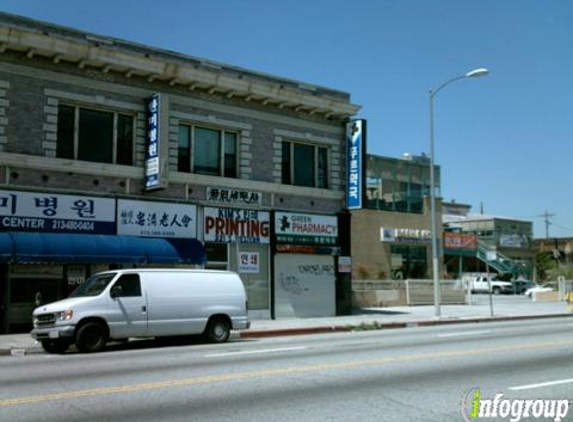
[98,269,237,276]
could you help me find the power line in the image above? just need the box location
[537,210,555,239]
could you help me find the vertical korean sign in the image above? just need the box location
[346,119,366,209]
[145,94,161,190]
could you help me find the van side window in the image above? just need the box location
[113,274,141,297]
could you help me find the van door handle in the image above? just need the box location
[142,305,147,313]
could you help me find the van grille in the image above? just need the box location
[36,313,56,327]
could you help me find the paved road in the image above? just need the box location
[1,318,573,422]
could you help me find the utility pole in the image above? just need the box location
[538,210,555,239]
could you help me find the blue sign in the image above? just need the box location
[145,94,161,190]
[0,190,116,234]
[346,119,366,209]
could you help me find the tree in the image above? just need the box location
[536,251,556,281]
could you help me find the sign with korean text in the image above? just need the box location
[117,199,196,238]
[204,207,270,244]
[346,119,366,209]
[238,251,260,273]
[206,187,263,206]
[145,94,161,190]
[0,190,115,234]
[275,212,338,245]
[381,227,431,244]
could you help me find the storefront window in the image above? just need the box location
[390,245,427,279]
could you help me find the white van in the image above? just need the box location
[31,269,250,353]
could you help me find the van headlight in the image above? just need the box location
[57,310,74,321]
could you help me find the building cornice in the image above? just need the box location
[0,13,361,120]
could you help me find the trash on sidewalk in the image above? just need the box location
[566,292,573,312]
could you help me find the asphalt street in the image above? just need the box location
[1,317,573,422]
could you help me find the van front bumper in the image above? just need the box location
[31,325,76,341]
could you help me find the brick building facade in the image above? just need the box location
[0,13,360,332]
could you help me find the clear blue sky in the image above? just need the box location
[2,0,572,238]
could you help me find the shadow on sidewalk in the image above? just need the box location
[352,308,410,316]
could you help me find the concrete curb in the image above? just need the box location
[2,313,572,355]
[240,313,573,339]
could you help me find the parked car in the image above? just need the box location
[512,280,536,294]
[468,276,513,295]
[31,269,250,353]
[524,282,556,298]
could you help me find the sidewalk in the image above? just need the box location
[2,296,571,356]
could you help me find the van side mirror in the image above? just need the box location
[110,285,123,299]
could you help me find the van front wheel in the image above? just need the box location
[76,322,107,353]
[41,339,71,354]
[205,318,231,343]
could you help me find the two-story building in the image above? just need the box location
[351,153,441,282]
[0,13,360,332]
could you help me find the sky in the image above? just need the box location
[1,0,572,239]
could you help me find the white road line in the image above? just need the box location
[437,330,491,338]
[509,379,573,391]
[205,346,308,358]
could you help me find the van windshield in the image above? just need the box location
[69,274,116,297]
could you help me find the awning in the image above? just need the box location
[0,233,206,265]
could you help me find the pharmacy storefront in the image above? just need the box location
[203,206,271,319]
[274,212,339,318]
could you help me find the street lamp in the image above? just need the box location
[429,67,489,318]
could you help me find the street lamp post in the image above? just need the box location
[429,68,489,318]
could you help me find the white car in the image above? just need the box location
[524,283,555,298]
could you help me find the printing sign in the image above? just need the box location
[0,190,115,234]
[204,207,270,244]
[275,212,338,245]
[145,94,161,190]
[117,199,197,238]
[346,119,366,209]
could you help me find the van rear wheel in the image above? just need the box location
[204,318,231,343]
[76,322,107,353]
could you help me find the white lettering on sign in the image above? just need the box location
[204,207,270,244]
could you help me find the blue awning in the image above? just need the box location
[0,233,206,265]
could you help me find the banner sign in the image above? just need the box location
[206,187,262,206]
[499,234,529,248]
[144,94,161,190]
[204,207,270,244]
[275,212,338,245]
[381,227,431,244]
[443,233,478,249]
[117,199,196,238]
[346,119,366,209]
[0,190,115,234]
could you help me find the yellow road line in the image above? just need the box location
[2,339,572,407]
